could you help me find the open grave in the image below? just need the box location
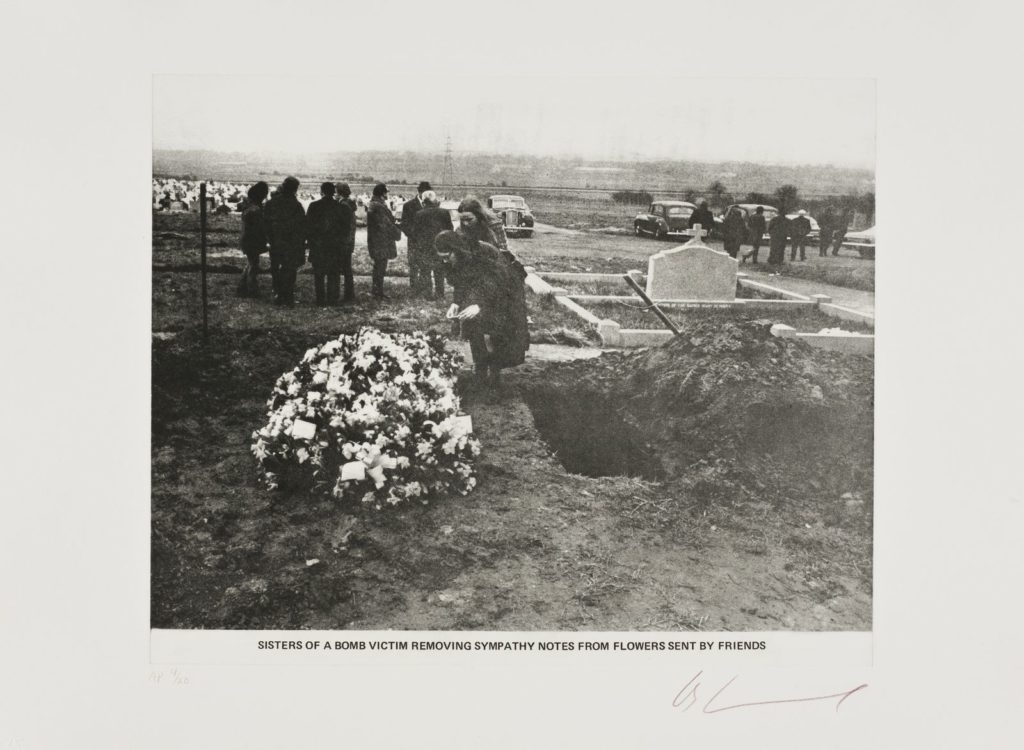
[520,315,873,495]
[515,227,874,566]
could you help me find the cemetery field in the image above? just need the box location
[152,212,873,631]
[155,212,874,291]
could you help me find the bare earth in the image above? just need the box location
[151,212,873,632]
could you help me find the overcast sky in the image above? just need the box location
[154,76,875,169]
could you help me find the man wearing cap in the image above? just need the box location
[307,182,354,306]
[366,183,401,299]
[401,181,432,289]
[789,209,812,262]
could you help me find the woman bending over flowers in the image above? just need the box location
[434,230,529,388]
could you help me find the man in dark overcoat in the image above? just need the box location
[747,206,767,264]
[265,176,307,306]
[335,182,358,302]
[688,200,715,239]
[401,181,432,289]
[306,182,354,306]
[831,209,852,256]
[789,209,812,261]
[817,206,835,257]
[410,191,454,298]
[767,212,790,266]
[721,207,747,259]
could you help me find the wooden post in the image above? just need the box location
[622,273,682,336]
[200,182,208,341]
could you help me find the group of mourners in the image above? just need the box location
[237,177,528,388]
[692,200,854,266]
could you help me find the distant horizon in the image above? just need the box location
[152,147,874,173]
[154,76,875,170]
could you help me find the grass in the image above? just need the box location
[552,278,634,296]
[747,251,875,291]
[153,265,599,348]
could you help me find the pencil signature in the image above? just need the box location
[672,671,867,715]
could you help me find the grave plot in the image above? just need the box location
[525,233,874,353]
[516,317,873,628]
[520,316,873,485]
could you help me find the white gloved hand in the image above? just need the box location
[446,303,459,319]
[457,304,481,320]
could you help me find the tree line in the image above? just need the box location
[612,181,875,222]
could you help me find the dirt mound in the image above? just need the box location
[521,316,873,511]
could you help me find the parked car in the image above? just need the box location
[786,212,820,241]
[487,195,535,238]
[390,199,460,236]
[439,199,462,228]
[633,201,696,239]
[842,226,875,259]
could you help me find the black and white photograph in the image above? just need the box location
[5,1,1023,747]
[151,75,875,632]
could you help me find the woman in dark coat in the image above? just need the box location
[456,196,509,251]
[721,206,747,259]
[237,181,269,298]
[434,230,529,388]
[366,182,401,299]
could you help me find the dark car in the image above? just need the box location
[633,201,696,240]
[487,195,535,238]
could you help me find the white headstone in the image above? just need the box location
[645,224,737,301]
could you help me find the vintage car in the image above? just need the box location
[439,199,462,228]
[786,212,820,241]
[391,199,460,233]
[487,195,535,238]
[633,201,696,239]
[842,226,875,259]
